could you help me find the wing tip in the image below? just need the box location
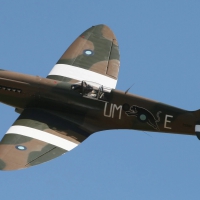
[83,24,118,43]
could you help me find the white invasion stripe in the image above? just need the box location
[6,125,78,151]
[48,64,117,88]
[195,125,200,132]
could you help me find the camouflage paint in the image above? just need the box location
[47,25,120,86]
[0,24,198,170]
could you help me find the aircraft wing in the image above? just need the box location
[47,24,120,89]
[0,108,91,170]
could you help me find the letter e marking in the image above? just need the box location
[164,115,173,129]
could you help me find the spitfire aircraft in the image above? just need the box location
[0,24,198,171]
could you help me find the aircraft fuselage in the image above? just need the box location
[0,70,196,136]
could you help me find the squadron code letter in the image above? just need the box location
[104,103,122,119]
[164,115,173,129]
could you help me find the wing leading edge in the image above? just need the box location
[47,24,120,88]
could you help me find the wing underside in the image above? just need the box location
[0,108,91,170]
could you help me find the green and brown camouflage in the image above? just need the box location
[47,24,120,83]
[0,24,198,170]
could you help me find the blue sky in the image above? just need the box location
[0,1,200,199]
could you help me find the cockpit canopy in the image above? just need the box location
[71,81,112,102]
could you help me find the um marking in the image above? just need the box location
[104,103,122,119]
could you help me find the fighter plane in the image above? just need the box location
[0,24,198,170]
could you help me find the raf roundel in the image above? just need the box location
[15,145,27,151]
[83,49,94,56]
